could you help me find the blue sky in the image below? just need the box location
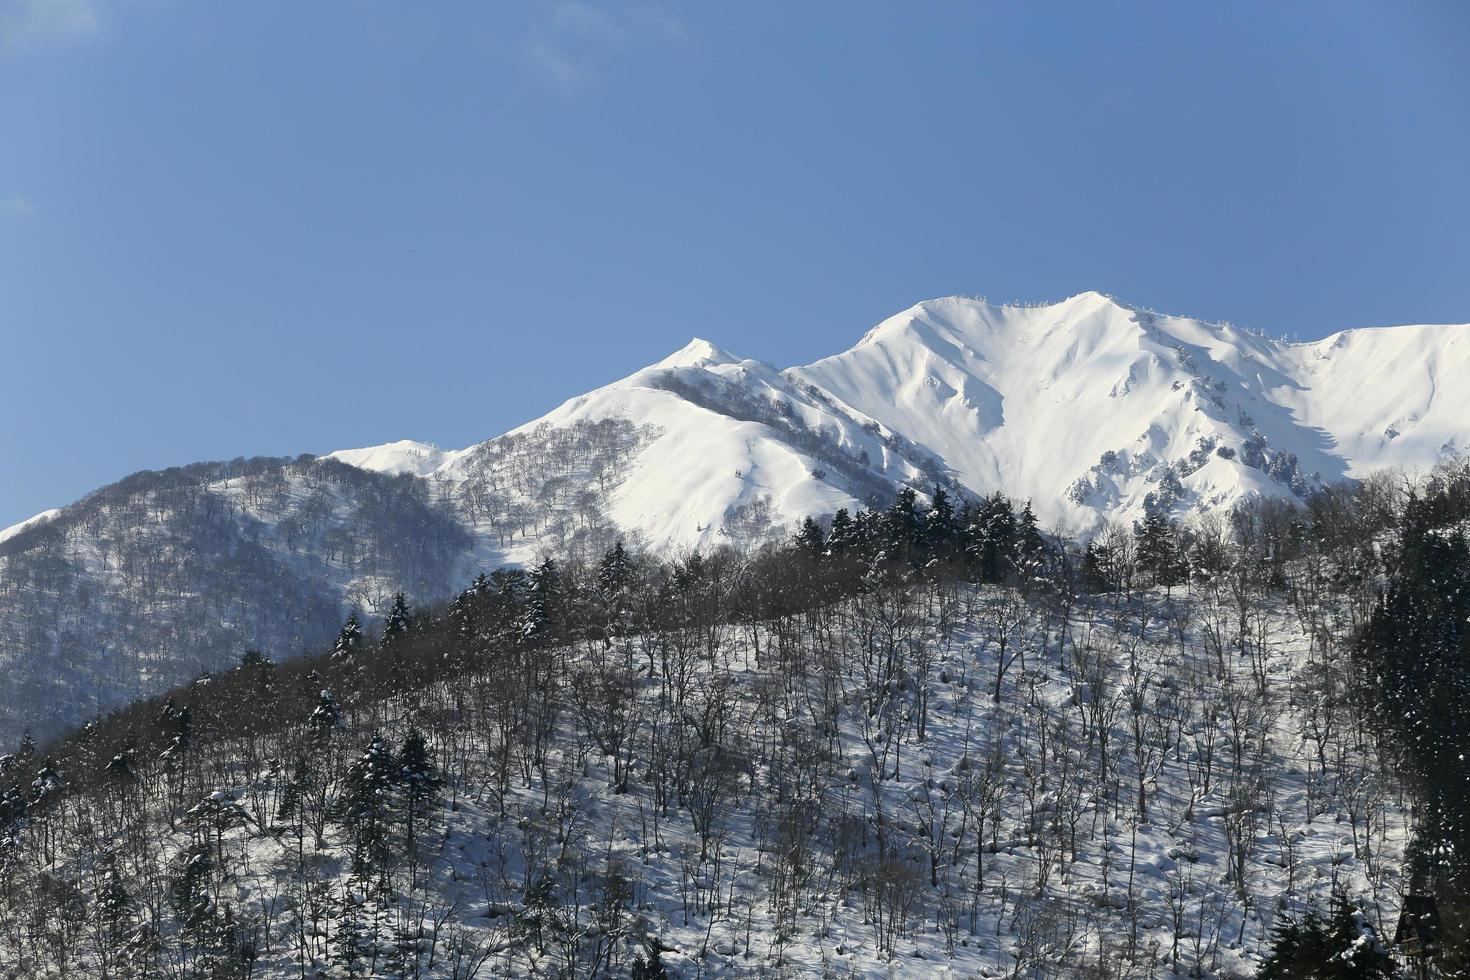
[2,1,1468,529]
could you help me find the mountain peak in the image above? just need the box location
[650,337,741,371]
[1062,289,1131,311]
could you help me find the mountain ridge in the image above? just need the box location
[1,291,1465,744]
[335,291,1470,539]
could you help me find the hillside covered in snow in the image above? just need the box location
[335,291,1470,549]
[0,292,1465,745]
[7,458,1461,978]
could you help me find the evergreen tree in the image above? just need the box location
[882,487,924,560]
[381,594,412,645]
[598,541,632,597]
[925,486,959,558]
[524,558,561,645]
[338,734,398,876]
[969,493,1015,583]
[308,689,343,743]
[1135,509,1186,589]
[104,746,136,785]
[397,726,439,850]
[168,844,215,936]
[1013,501,1046,572]
[598,542,634,643]
[157,699,192,760]
[94,866,137,967]
[631,947,669,979]
[0,752,26,833]
[238,649,275,702]
[827,508,856,557]
[332,611,364,660]
[1258,902,1394,979]
[793,517,827,558]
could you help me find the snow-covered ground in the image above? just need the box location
[4,289,1464,766]
[1,581,1407,977]
[0,507,61,546]
[336,291,1470,544]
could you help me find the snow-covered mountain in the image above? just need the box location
[1,291,1465,745]
[336,291,1470,546]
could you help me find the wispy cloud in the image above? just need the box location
[522,1,688,90]
[0,0,100,51]
[1,194,37,217]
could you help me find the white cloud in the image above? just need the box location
[551,1,626,44]
[521,1,687,90]
[0,194,36,217]
[0,0,100,50]
[524,33,586,89]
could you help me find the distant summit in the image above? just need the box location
[342,292,1470,542]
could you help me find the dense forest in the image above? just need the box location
[1,463,1469,977]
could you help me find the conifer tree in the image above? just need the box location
[827,508,856,557]
[598,541,632,597]
[308,689,342,743]
[969,493,1015,583]
[524,558,561,645]
[925,485,959,558]
[104,745,136,786]
[1135,509,1186,589]
[338,734,398,875]
[1258,902,1394,979]
[1013,501,1046,572]
[332,611,364,660]
[884,487,924,558]
[598,542,634,642]
[381,594,412,646]
[397,726,439,853]
[157,699,192,759]
[793,517,827,558]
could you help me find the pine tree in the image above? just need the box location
[308,688,342,743]
[969,493,1015,583]
[381,594,412,646]
[1135,510,1186,590]
[1013,501,1047,573]
[338,734,398,876]
[168,844,215,936]
[598,542,634,641]
[332,611,364,660]
[397,726,439,853]
[598,541,632,597]
[1258,901,1394,979]
[104,745,136,785]
[925,485,959,558]
[94,866,136,968]
[524,558,561,645]
[156,699,192,761]
[827,508,856,557]
[793,516,827,558]
[631,947,669,979]
[884,487,924,559]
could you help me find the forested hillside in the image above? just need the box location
[4,464,1467,977]
[5,295,1467,753]
[0,420,651,746]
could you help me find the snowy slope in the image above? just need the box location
[2,291,1463,744]
[0,508,61,546]
[325,439,449,477]
[334,337,937,558]
[336,292,1469,540]
[791,293,1342,531]
[0,582,1411,977]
